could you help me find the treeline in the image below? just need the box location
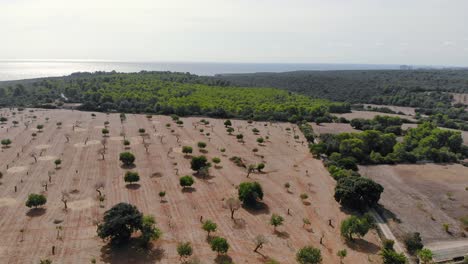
[216,70,468,107]
[0,71,350,122]
[349,115,410,135]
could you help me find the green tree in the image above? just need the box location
[224,120,232,127]
[340,214,374,241]
[334,177,383,211]
[25,193,47,208]
[179,175,194,189]
[182,146,193,155]
[101,128,109,136]
[177,242,193,261]
[140,215,162,246]
[296,246,322,264]
[418,248,433,264]
[119,152,136,166]
[97,203,143,244]
[1,139,12,148]
[190,155,209,173]
[403,232,423,255]
[337,249,347,263]
[124,171,140,184]
[238,181,263,207]
[270,214,284,231]
[37,124,44,132]
[256,163,265,172]
[197,141,207,149]
[210,236,229,255]
[202,220,217,237]
[54,159,62,169]
[380,249,407,264]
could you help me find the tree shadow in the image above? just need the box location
[345,238,381,254]
[126,184,141,190]
[26,207,46,217]
[243,202,270,215]
[274,230,290,239]
[193,172,214,180]
[375,205,401,223]
[182,187,196,193]
[120,164,136,170]
[100,239,165,264]
[214,255,233,264]
[302,201,311,206]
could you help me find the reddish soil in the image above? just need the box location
[0,109,383,263]
[336,110,417,122]
[310,123,359,135]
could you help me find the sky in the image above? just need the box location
[1,0,468,66]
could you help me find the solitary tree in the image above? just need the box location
[296,246,322,264]
[224,120,232,127]
[97,203,143,244]
[61,191,70,210]
[25,193,47,208]
[54,159,62,169]
[256,163,265,172]
[337,249,347,264]
[177,242,193,261]
[236,134,244,142]
[226,127,235,135]
[1,139,12,148]
[270,214,284,231]
[179,175,194,189]
[197,141,207,150]
[190,155,210,174]
[238,181,263,207]
[158,191,166,202]
[202,220,217,237]
[119,152,136,166]
[0,117,7,124]
[101,128,110,137]
[138,128,146,134]
[37,124,44,132]
[226,197,241,219]
[210,236,229,255]
[182,146,193,156]
[124,171,140,185]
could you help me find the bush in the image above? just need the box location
[177,242,193,260]
[191,155,209,172]
[182,146,193,155]
[380,249,407,264]
[340,214,374,241]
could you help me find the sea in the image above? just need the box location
[0,60,402,81]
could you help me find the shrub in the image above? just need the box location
[403,232,423,255]
[179,176,194,188]
[210,236,229,255]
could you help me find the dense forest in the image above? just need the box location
[0,71,349,122]
[216,70,468,107]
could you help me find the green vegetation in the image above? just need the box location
[296,246,322,264]
[124,171,140,184]
[334,177,383,211]
[210,236,229,255]
[350,115,407,135]
[179,175,194,189]
[340,214,374,241]
[202,220,217,237]
[25,193,47,208]
[0,72,344,122]
[403,232,423,255]
[177,242,193,261]
[119,152,136,166]
[97,203,161,245]
[238,181,263,207]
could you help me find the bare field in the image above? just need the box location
[310,123,359,135]
[335,110,417,122]
[359,164,468,244]
[451,93,468,106]
[0,109,382,264]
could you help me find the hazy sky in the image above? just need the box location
[1,0,467,65]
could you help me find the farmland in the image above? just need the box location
[0,108,382,263]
